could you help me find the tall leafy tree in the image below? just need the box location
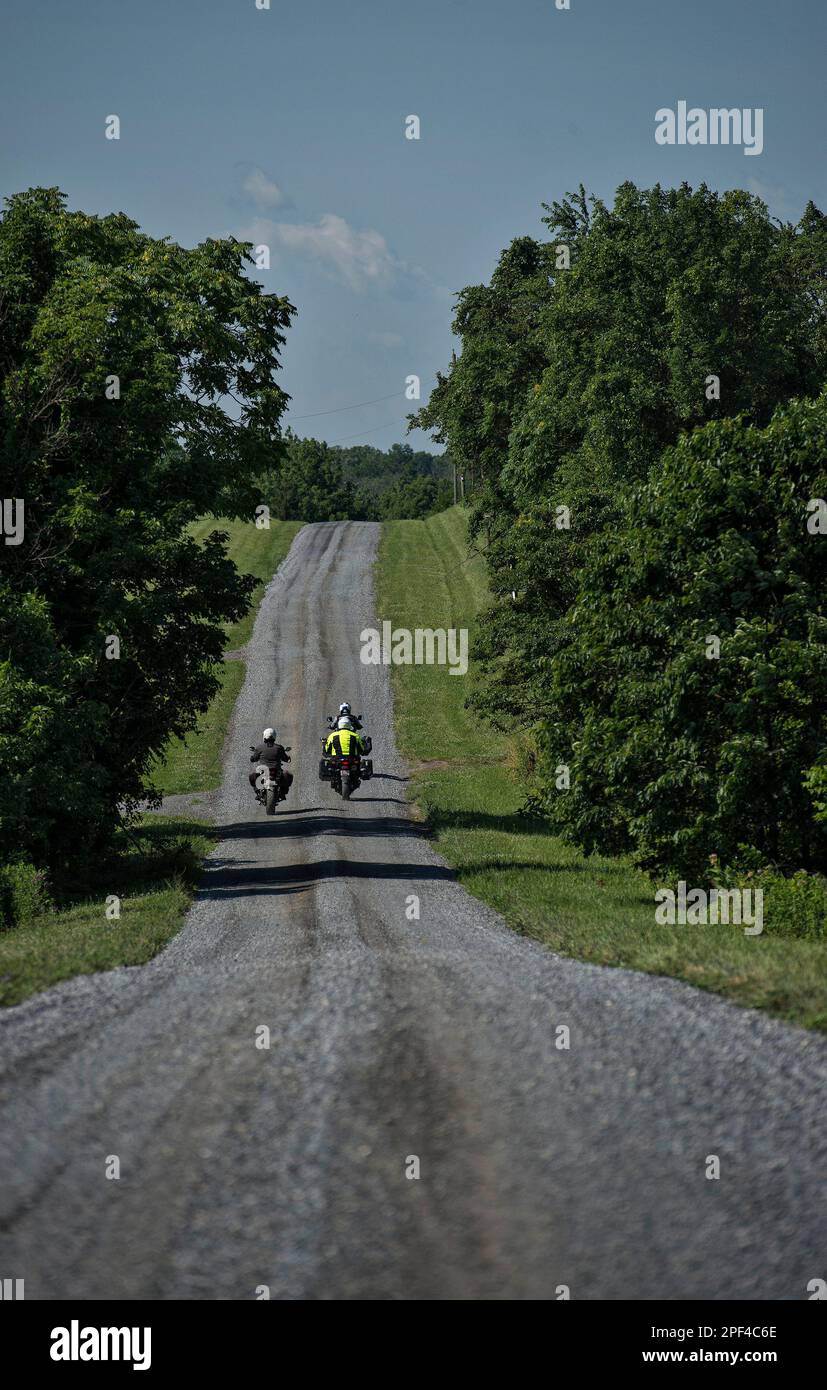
[274,435,360,521]
[0,187,294,869]
[417,180,827,876]
[534,393,827,879]
[471,183,827,726]
[409,234,555,522]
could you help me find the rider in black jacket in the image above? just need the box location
[249,728,293,796]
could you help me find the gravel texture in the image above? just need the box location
[1,521,825,1300]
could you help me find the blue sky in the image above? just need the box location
[1,0,824,451]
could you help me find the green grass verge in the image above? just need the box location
[188,516,304,651]
[151,518,303,796]
[0,818,212,1008]
[377,507,827,1032]
[151,661,246,796]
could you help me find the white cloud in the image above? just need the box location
[241,168,286,209]
[237,217,283,254]
[266,212,399,291]
[236,210,442,297]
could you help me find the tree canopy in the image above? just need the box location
[0,187,294,869]
[414,180,827,878]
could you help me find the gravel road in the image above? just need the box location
[1,521,825,1300]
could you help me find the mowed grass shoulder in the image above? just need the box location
[0,818,212,1007]
[377,507,827,1032]
[376,506,509,762]
[152,518,302,795]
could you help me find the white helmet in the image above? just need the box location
[339,703,351,716]
[263,727,276,742]
[337,716,354,731]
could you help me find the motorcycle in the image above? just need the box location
[318,717,373,800]
[250,745,291,815]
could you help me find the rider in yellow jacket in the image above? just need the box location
[324,717,366,759]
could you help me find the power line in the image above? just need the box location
[288,374,438,421]
[324,417,410,444]
[289,390,404,420]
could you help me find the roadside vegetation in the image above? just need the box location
[0,186,295,885]
[412,181,827,889]
[275,436,452,523]
[0,512,301,1003]
[378,508,827,1032]
[0,818,211,1007]
[0,187,300,997]
[151,517,302,795]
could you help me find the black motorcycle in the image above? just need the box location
[318,718,372,799]
[250,745,291,815]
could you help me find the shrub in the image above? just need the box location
[759,870,827,941]
[0,862,53,929]
[708,854,827,941]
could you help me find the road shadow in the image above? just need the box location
[213,812,422,843]
[197,856,456,899]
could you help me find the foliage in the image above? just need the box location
[707,855,827,942]
[337,441,449,495]
[0,187,294,870]
[532,394,827,878]
[0,860,53,929]
[273,434,361,521]
[375,471,452,520]
[416,179,827,884]
[273,435,451,520]
[758,871,827,941]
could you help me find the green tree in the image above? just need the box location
[409,235,555,519]
[0,187,294,869]
[472,183,827,726]
[272,437,450,520]
[536,393,827,879]
[274,435,360,520]
[378,473,452,520]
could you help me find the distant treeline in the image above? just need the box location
[269,436,454,522]
[412,180,827,885]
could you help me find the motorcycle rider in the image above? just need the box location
[249,728,293,798]
[324,715,367,761]
[336,702,363,731]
